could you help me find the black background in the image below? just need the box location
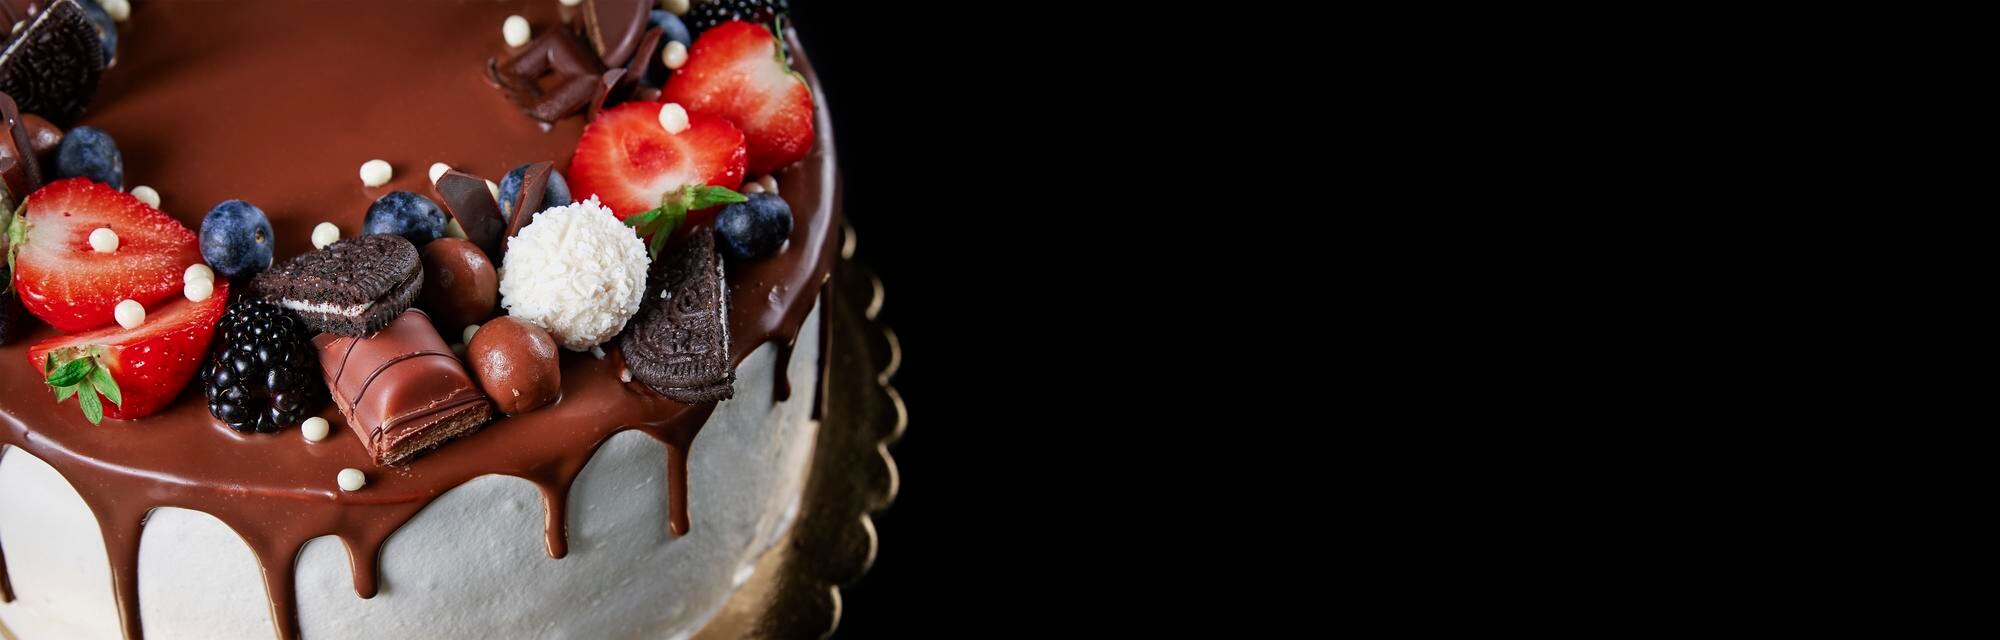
[792,2,1997,637]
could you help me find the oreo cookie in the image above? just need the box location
[252,234,422,337]
[0,0,104,124]
[619,231,734,403]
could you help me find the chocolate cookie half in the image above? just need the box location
[620,231,734,403]
[252,234,422,336]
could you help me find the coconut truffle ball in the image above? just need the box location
[497,197,650,351]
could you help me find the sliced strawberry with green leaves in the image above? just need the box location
[28,279,229,423]
[662,20,815,177]
[568,101,747,222]
[8,178,203,332]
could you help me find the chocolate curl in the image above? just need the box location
[485,29,608,125]
[0,92,42,199]
[582,0,650,69]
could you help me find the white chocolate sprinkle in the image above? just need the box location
[590,345,607,360]
[742,182,766,195]
[429,162,453,184]
[560,0,583,6]
[758,174,779,194]
[444,218,468,240]
[662,40,688,70]
[311,222,341,250]
[503,15,531,48]
[337,468,366,492]
[88,227,119,253]
[658,103,690,135]
[130,185,160,208]
[114,299,144,329]
[662,0,689,16]
[463,323,481,345]
[184,264,214,284]
[302,417,330,442]
[183,277,213,302]
[101,0,129,22]
[359,159,392,187]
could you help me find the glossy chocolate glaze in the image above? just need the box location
[0,2,839,638]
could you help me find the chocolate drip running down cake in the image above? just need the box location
[0,0,841,638]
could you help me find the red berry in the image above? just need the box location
[28,279,230,422]
[10,178,203,332]
[662,20,815,177]
[568,101,748,222]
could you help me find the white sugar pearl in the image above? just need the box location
[101,0,129,22]
[429,162,452,184]
[130,185,160,208]
[311,222,341,250]
[88,227,119,253]
[463,324,481,345]
[337,468,366,492]
[183,277,213,302]
[758,174,779,194]
[359,159,392,187]
[302,417,330,443]
[742,182,766,194]
[663,0,689,16]
[560,0,583,6]
[114,299,144,329]
[503,15,531,48]
[444,218,468,240]
[662,40,688,70]
[659,103,690,135]
[184,263,214,284]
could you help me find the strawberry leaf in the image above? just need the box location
[88,365,121,408]
[45,357,93,387]
[687,186,747,210]
[53,384,75,403]
[77,387,102,424]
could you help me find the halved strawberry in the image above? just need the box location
[28,279,229,423]
[8,178,203,332]
[662,20,815,177]
[568,101,748,222]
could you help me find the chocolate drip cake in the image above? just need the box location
[0,0,839,637]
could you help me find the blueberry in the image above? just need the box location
[713,192,793,260]
[644,10,693,85]
[200,200,275,279]
[363,191,447,246]
[497,164,573,221]
[54,126,122,189]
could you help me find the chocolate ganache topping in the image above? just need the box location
[0,2,838,639]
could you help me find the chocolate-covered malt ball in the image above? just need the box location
[467,316,561,415]
[418,237,498,334]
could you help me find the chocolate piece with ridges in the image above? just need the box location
[485,29,606,125]
[251,234,423,336]
[312,309,495,466]
[0,0,103,124]
[432,169,506,259]
[620,231,734,403]
[583,0,649,68]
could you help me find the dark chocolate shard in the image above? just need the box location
[313,310,495,466]
[486,29,607,125]
[0,91,42,198]
[500,161,554,259]
[252,234,423,337]
[594,26,661,116]
[0,0,102,125]
[583,0,650,68]
[620,231,734,404]
[432,170,506,260]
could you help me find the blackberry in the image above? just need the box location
[201,300,323,433]
[684,0,788,36]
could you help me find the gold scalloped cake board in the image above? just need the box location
[0,224,902,640]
